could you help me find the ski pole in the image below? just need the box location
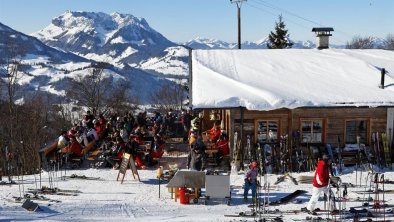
[381,174,385,222]
[362,172,370,206]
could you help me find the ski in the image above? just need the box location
[274,172,298,185]
[224,211,283,219]
[13,194,61,203]
[269,190,308,206]
[28,186,82,193]
[292,217,333,221]
[0,180,17,185]
[61,174,101,180]
[382,133,391,167]
[353,189,394,194]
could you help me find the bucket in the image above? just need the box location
[179,187,189,204]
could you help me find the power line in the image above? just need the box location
[246,2,310,30]
[251,0,354,40]
[252,0,324,27]
[246,0,351,45]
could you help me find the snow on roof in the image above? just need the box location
[191,49,394,110]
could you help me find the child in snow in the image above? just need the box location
[244,161,258,203]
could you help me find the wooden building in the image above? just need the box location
[189,49,394,169]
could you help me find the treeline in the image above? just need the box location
[346,34,394,49]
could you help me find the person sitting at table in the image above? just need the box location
[146,135,165,166]
[214,130,230,166]
[61,135,83,160]
[128,133,146,169]
[105,137,125,169]
[205,121,221,143]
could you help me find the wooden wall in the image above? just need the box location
[199,107,388,163]
[225,107,387,154]
[291,107,387,145]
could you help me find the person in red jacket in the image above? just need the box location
[306,154,332,214]
[205,121,221,143]
[214,131,229,165]
[61,136,83,161]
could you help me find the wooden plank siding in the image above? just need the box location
[292,107,387,146]
[198,107,388,163]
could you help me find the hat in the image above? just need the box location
[250,161,258,169]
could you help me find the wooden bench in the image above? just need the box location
[86,150,102,161]
[70,157,83,168]
[82,140,96,155]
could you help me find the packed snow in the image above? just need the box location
[191,49,394,110]
[1,166,394,222]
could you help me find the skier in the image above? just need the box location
[305,154,332,215]
[243,161,258,203]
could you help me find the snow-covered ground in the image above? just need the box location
[1,166,394,222]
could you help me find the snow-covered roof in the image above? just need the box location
[191,49,394,110]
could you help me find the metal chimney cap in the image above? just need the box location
[312,27,334,32]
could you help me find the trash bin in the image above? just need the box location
[179,187,189,204]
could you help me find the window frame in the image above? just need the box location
[300,118,325,144]
[344,118,369,144]
[254,119,280,144]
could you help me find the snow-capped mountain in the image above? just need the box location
[0,22,86,64]
[0,22,173,103]
[32,11,176,66]
[138,46,189,78]
[183,37,237,49]
[184,37,316,49]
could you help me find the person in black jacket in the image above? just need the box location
[187,134,206,171]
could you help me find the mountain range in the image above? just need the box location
[0,11,388,104]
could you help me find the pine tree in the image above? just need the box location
[267,15,294,49]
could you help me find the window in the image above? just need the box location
[301,119,323,143]
[256,120,279,143]
[345,120,368,144]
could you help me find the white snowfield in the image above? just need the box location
[191,49,394,110]
[1,168,394,221]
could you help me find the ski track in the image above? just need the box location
[1,168,394,221]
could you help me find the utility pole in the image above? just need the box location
[230,0,246,49]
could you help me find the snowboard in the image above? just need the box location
[269,190,308,206]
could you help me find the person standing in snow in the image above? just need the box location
[244,161,258,203]
[187,133,206,171]
[305,154,332,215]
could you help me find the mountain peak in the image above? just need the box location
[33,11,175,64]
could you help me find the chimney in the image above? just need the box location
[380,68,386,89]
[312,27,334,49]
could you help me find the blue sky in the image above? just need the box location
[0,0,393,45]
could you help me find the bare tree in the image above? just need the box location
[0,34,25,180]
[150,80,188,113]
[346,36,375,49]
[384,34,394,50]
[66,62,134,116]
